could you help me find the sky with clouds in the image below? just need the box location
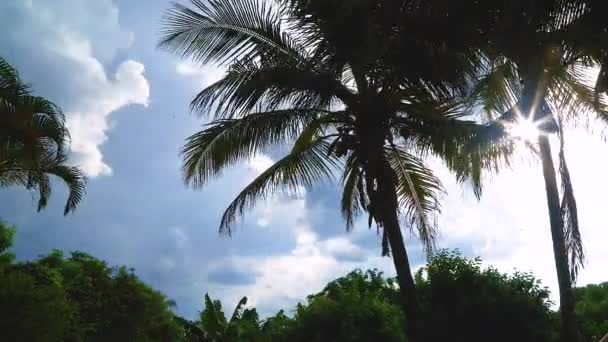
[1,0,607,319]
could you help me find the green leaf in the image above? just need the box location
[219,138,339,234]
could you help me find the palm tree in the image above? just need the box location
[417,1,608,340]
[0,57,85,215]
[199,294,260,342]
[159,0,487,339]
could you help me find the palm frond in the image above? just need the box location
[557,122,584,282]
[467,59,521,121]
[387,145,443,257]
[190,58,351,118]
[0,57,29,98]
[36,173,51,211]
[0,95,68,152]
[229,297,248,323]
[398,109,478,158]
[553,1,608,65]
[0,154,86,215]
[0,57,85,214]
[397,103,513,198]
[340,152,363,232]
[219,138,338,235]
[290,116,326,154]
[594,62,608,107]
[201,293,227,338]
[46,163,87,215]
[547,62,608,126]
[159,0,308,66]
[548,0,589,32]
[0,57,19,82]
[182,108,327,188]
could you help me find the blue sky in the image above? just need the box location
[1,0,607,319]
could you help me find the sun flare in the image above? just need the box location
[508,117,542,142]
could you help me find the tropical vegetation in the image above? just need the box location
[1,0,608,340]
[159,1,608,340]
[159,1,494,339]
[3,221,608,341]
[0,57,85,214]
[0,222,179,341]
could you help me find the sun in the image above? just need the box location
[508,116,542,142]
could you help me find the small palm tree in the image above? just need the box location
[0,57,85,215]
[421,1,608,340]
[160,1,489,340]
[199,294,259,342]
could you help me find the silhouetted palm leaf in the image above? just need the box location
[182,108,329,188]
[159,0,307,66]
[219,138,339,234]
[387,146,442,256]
[0,56,85,214]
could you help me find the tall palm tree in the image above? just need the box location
[415,1,608,340]
[0,57,85,215]
[160,0,488,339]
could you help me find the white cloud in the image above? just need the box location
[211,220,345,312]
[1,0,150,177]
[248,154,275,174]
[176,61,225,89]
[65,60,149,176]
[28,0,134,62]
[205,160,382,313]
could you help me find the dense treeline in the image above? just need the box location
[177,251,557,342]
[1,223,605,341]
[0,223,179,341]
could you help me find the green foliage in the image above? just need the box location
[182,256,577,342]
[0,263,74,341]
[259,310,292,341]
[174,315,209,342]
[283,270,405,342]
[1,220,607,342]
[0,224,180,342]
[197,294,265,342]
[574,282,608,341]
[0,56,86,215]
[416,250,556,342]
[0,221,16,265]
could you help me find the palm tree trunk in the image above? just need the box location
[377,159,421,342]
[538,136,579,342]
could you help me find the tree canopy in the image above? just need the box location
[1,221,607,341]
[575,282,608,341]
[0,222,180,342]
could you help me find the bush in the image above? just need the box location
[415,250,556,342]
[574,282,608,341]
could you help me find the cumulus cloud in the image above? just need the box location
[66,60,149,176]
[175,61,225,89]
[199,155,386,314]
[0,0,150,176]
